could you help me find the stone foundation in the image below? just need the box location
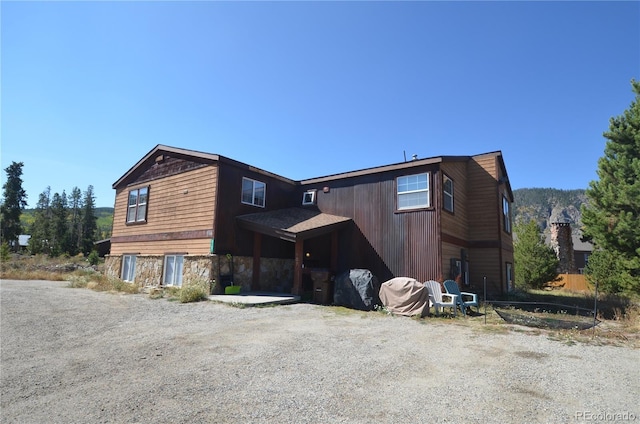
[105,254,294,294]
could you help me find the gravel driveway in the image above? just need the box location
[1,280,638,424]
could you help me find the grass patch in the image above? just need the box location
[1,253,100,281]
[67,272,139,294]
[179,285,208,303]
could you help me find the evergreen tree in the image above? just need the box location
[513,220,560,290]
[0,161,28,250]
[80,185,98,255]
[582,80,640,295]
[29,187,52,255]
[50,191,69,256]
[68,187,83,256]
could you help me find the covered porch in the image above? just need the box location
[237,207,352,296]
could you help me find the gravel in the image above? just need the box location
[1,280,638,424]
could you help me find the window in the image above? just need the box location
[241,177,266,207]
[443,174,454,212]
[502,196,511,234]
[163,255,184,287]
[127,187,148,223]
[121,255,137,282]
[302,190,316,205]
[397,173,429,210]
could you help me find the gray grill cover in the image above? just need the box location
[379,277,429,317]
[333,269,379,311]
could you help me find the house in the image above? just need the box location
[105,145,514,296]
[547,222,594,274]
[18,235,31,252]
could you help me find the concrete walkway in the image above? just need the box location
[208,292,301,306]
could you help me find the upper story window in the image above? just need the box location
[443,174,454,213]
[242,177,266,207]
[397,173,430,210]
[503,195,511,234]
[127,187,148,223]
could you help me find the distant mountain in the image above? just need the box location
[513,188,588,234]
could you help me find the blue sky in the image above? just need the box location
[2,1,639,208]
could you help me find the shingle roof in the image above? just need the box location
[237,207,352,242]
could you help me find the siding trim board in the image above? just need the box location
[111,229,214,243]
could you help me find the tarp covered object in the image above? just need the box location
[379,277,429,317]
[333,269,379,311]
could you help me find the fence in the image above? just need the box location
[549,273,592,292]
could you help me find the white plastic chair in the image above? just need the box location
[443,280,479,317]
[424,280,458,317]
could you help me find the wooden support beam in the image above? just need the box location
[331,230,338,272]
[252,232,261,291]
[293,239,304,295]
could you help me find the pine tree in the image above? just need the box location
[50,191,69,256]
[0,161,28,250]
[68,187,83,256]
[80,185,98,255]
[29,187,52,255]
[513,220,560,290]
[582,80,640,295]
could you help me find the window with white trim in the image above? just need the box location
[121,255,137,282]
[127,187,148,223]
[397,173,429,210]
[163,255,184,287]
[241,177,266,207]
[443,174,454,212]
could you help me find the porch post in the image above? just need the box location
[293,238,304,295]
[252,232,261,291]
[331,230,338,272]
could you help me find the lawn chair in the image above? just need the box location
[443,280,479,317]
[423,280,457,317]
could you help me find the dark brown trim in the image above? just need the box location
[469,240,502,249]
[441,233,470,248]
[441,233,501,249]
[111,229,214,243]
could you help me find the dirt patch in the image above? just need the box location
[1,280,638,423]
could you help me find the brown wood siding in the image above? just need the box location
[308,167,440,282]
[442,242,462,280]
[213,162,298,257]
[469,249,502,294]
[440,161,469,242]
[467,155,499,241]
[111,165,217,255]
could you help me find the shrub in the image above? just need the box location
[179,285,208,303]
[0,242,10,263]
[87,250,100,266]
[67,272,139,294]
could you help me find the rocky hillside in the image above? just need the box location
[513,188,588,234]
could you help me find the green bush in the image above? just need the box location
[0,242,10,263]
[87,250,100,266]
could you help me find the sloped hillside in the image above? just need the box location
[513,188,588,233]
